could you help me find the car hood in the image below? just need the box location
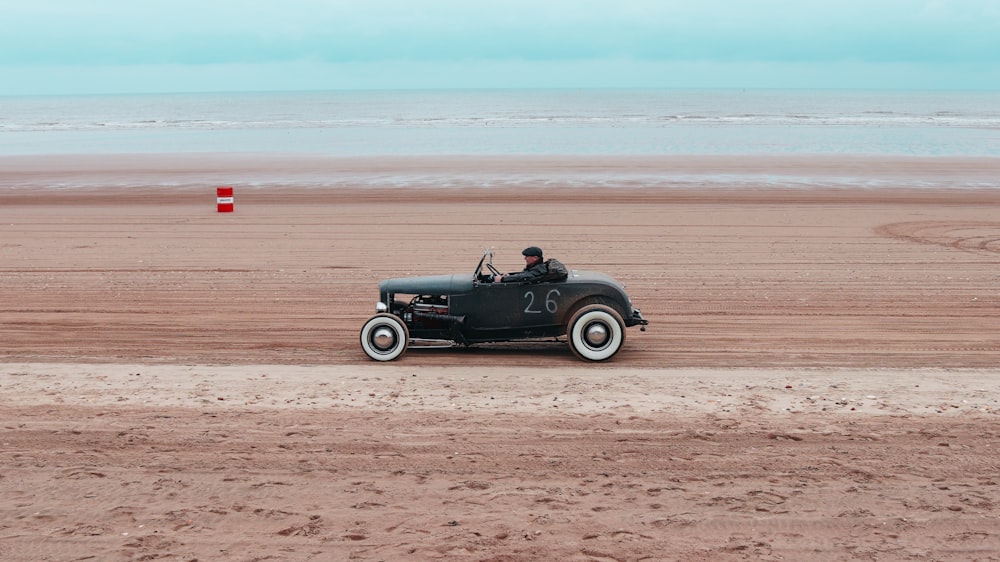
[380,273,474,298]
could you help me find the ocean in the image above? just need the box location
[2,89,999,157]
[1,89,998,190]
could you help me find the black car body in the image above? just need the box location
[360,249,648,361]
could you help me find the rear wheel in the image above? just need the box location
[567,304,625,361]
[360,314,409,361]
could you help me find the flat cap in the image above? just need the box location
[522,246,543,257]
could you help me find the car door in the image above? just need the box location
[461,280,565,332]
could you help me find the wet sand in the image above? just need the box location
[2,154,1000,560]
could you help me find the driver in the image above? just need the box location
[497,246,550,283]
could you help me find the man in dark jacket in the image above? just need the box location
[499,246,559,283]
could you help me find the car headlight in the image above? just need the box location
[375,302,388,313]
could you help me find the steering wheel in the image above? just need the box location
[486,262,501,277]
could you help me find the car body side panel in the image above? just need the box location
[452,272,632,330]
[453,281,565,329]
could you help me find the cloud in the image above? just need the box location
[3,0,999,94]
[5,58,998,96]
[3,0,999,66]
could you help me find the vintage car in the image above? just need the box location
[360,249,648,362]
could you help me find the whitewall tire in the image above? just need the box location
[360,314,409,361]
[567,304,625,361]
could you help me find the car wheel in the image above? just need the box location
[567,304,625,361]
[360,314,409,361]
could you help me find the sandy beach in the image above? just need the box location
[2,154,1000,560]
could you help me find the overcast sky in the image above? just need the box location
[2,0,999,95]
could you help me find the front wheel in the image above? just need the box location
[567,304,625,361]
[360,314,409,361]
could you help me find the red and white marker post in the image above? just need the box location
[216,186,234,212]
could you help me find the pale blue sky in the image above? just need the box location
[2,0,999,95]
